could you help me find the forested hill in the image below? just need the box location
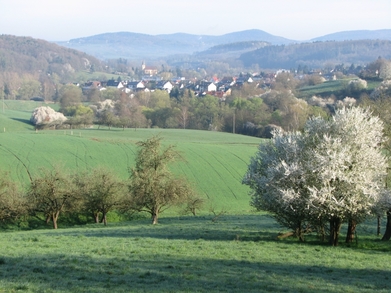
[56,29,294,60]
[239,39,391,69]
[196,41,270,56]
[0,35,104,76]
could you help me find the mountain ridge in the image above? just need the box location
[56,29,391,62]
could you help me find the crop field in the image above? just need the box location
[298,80,348,98]
[0,101,261,212]
[298,79,382,99]
[1,214,391,293]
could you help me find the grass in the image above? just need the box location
[1,213,391,292]
[298,79,382,99]
[2,100,391,292]
[0,101,261,212]
[298,80,348,98]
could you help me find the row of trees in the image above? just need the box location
[243,107,390,246]
[0,136,201,229]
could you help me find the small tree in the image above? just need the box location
[128,136,194,224]
[0,172,27,224]
[27,167,76,229]
[75,167,126,225]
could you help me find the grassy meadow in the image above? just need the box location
[2,100,391,293]
[1,214,391,293]
[0,100,261,212]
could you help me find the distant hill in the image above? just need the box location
[239,39,391,69]
[54,28,391,68]
[195,41,270,59]
[0,35,104,76]
[56,30,295,60]
[310,29,391,42]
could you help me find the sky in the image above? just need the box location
[1,0,390,42]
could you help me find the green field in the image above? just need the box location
[1,214,391,293]
[298,79,382,99]
[2,101,391,292]
[0,101,261,212]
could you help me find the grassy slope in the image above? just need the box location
[0,101,261,212]
[1,215,391,293]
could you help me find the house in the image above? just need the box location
[156,81,174,93]
[207,82,217,92]
[127,81,146,91]
[82,81,105,94]
[141,62,158,76]
[106,80,124,89]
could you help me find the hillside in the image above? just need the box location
[239,39,391,69]
[0,102,261,212]
[0,35,104,77]
[194,41,270,59]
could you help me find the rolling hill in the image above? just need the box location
[0,101,262,212]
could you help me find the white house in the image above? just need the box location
[207,83,217,92]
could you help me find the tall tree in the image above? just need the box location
[128,136,194,224]
[59,84,82,110]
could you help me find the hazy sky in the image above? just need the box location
[1,0,390,41]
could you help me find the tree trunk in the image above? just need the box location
[378,215,381,236]
[152,210,159,225]
[102,212,107,226]
[295,221,304,242]
[94,212,100,224]
[46,214,51,224]
[345,219,357,243]
[382,209,391,241]
[52,212,59,229]
[329,217,341,246]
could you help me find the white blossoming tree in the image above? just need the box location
[244,107,389,246]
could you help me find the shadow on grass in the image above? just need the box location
[41,214,281,243]
[11,117,33,125]
[1,252,390,293]
[21,214,389,252]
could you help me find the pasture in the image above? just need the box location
[0,100,261,212]
[1,214,391,292]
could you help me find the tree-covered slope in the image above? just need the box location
[0,35,104,75]
[240,39,391,69]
